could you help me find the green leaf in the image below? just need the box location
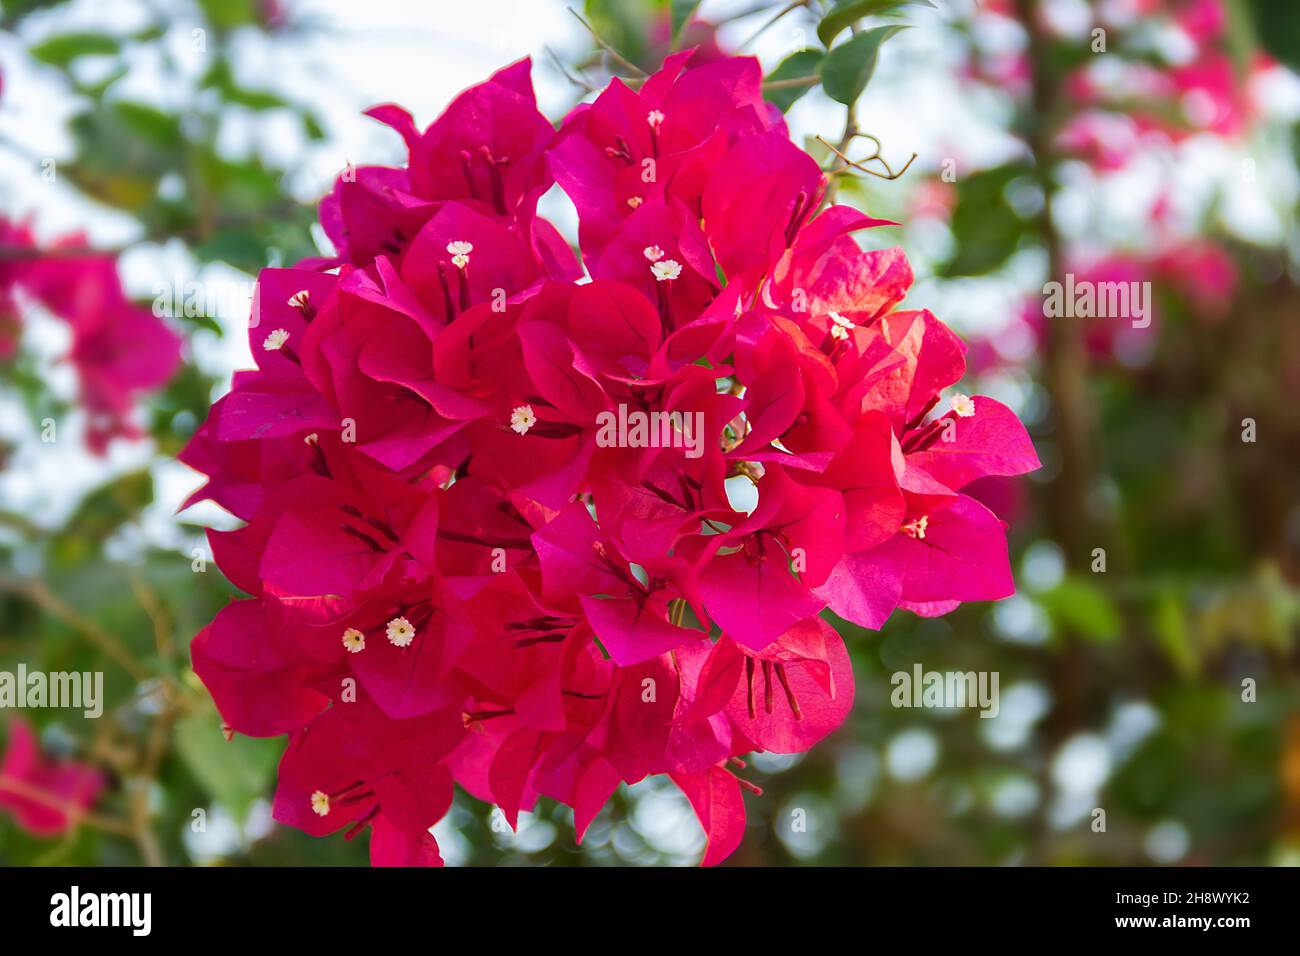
[175,705,281,822]
[671,0,703,38]
[820,25,908,106]
[72,63,128,99]
[938,162,1034,277]
[112,101,183,147]
[200,59,289,111]
[62,101,182,213]
[53,469,154,557]
[196,0,257,31]
[1241,0,1300,73]
[301,110,328,142]
[193,228,273,273]
[764,48,825,112]
[1037,577,1122,644]
[817,0,933,48]
[29,32,120,67]
[1152,589,1198,677]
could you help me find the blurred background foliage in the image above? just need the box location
[1,0,1298,866]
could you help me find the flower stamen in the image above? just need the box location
[447,240,473,269]
[951,393,975,418]
[386,616,415,647]
[342,627,366,654]
[901,515,929,539]
[262,328,290,351]
[510,404,536,435]
[652,259,682,282]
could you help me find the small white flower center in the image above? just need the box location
[627,196,643,209]
[652,259,682,282]
[951,393,976,418]
[342,627,366,653]
[304,433,319,446]
[447,240,473,269]
[901,515,929,540]
[829,311,856,340]
[287,290,311,310]
[262,328,290,351]
[510,404,537,435]
[311,790,330,816]
[386,616,415,647]
[643,245,664,262]
[646,110,665,129]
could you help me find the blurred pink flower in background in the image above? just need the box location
[0,717,105,837]
[0,217,181,453]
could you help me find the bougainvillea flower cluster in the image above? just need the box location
[0,217,181,453]
[184,54,1039,866]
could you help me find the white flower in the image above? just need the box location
[510,404,537,435]
[643,245,664,262]
[627,196,643,209]
[311,790,330,817]
[262,328,290,351]
[386,616,415,648]
[287,289,311,310]
[342,627,366,654]
[901,515,929,540]
[646,109,665,128]
[951,393,976,418]
[652,259,682,282]
[447,240,473,269]
[304,433,319,446]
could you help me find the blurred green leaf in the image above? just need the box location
[112,101,183,147]
[1152,588,1198,676]
[938,162,1032,277]
[175,705,280,821]
[583,0,660,69]
[52,469,153,558]
[670,0,702,38]
[201,59,290,111]
[29,32,120,67]
[196,0,258,31]
[1037,577,1122,643]
[193,228,274,273]
[1242,0,1300,72]
[72,63,128,99]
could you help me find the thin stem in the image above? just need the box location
[0,774,135,838]
[821,101,858,208]
[568,7,646,78]
[818,134,917,181]
[737,0,809,53]
[762,74,821,91]
[0,572,152,685]
[546,45,596,93]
